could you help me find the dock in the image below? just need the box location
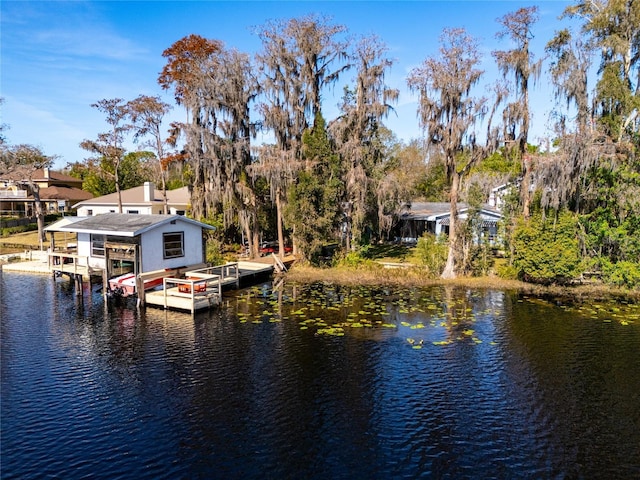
[2,250,292,311]
[142,261,274,313]
[1,251,103,295]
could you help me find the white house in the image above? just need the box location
[488,184,514,211]
[46,213,214,278]
[73,182,190,217]
[398,202,503,245]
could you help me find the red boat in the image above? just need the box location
[108,273,163,297]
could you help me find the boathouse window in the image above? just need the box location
[91,235,105,257]
[163,232,184,259]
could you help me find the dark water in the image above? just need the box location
[2,272,639,479]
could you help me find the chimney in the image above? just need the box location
[144,182,155,202]
[43,167,50,179]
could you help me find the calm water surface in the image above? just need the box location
[1,271,639,479]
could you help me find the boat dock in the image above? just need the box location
[141,261,274,313]
[2,250,291,312]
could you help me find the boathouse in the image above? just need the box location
[46,213,214,283]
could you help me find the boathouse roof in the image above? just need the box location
[46,213,215,237]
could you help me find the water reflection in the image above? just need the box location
[1,271,639,479]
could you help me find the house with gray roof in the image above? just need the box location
[397,202,503,245]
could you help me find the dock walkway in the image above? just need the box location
[142,261,274,313]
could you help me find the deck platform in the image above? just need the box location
[143,261,274,312]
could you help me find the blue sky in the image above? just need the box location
[1,1,574,169]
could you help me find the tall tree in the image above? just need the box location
[159,35,260,255]
[286,113,343,261]
[255,15,349,255]
[492,6,542,218]
[408,28,492,279]
[80,98,130,213]
[543,28,597,212]
[127,95,173,214]
[330,35,399,250]
[564,0,639,145]
[0,144,54,247]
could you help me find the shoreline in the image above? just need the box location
[283,264,640,303]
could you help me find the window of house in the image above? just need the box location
[127,210,139,214]
[91,234,105,257]
[163,232,184,259]
[87,209,93,216]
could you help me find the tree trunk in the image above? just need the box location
[161,170,169,215]
[29,184,47,250]
[115,161,123,214]
[276,188,285,259]
[441,171,460,279]
[521,155,531,219]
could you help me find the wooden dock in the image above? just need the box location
[142,261,274,313]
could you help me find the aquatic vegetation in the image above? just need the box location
[228,282,513,348]
[229,281,639,352]
[520,296,639,326]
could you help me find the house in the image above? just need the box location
[397,202,503,245]
[0,167,93,216]
[488,183,514,211]
[45,213,215,285]
[73,182,190,217]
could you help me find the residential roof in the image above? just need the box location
[1,167,82,185]
[32,169,82,184]
[44,216,85,232]
[47,213,214,237]
[38,186,93,202]
[72,185,190,208]
[400,202,502,220]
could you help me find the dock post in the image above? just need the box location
[102,267,109,300]
[74,274,82,296]
[136,275,145,308]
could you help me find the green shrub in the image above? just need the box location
[511,210,584,284]
[411,233,447,277]
[333,246,378,269]
[1,225,37,237]
[205,238,225,265]
[602,260,640,289]
[495,262,519,280]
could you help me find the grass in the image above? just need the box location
[365,244,413,263]
[0,229,47,250]
[284,263,640,303]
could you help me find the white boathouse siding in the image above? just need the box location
[139,221,205,272]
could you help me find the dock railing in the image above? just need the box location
[186,262,240,288]
[162,274,221,312]
[48,252,95,277]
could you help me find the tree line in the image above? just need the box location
[2,1,639,287]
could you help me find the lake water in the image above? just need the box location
[1,271,639,479]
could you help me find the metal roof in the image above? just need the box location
[47,213,214,237]
[400,202,502,221]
